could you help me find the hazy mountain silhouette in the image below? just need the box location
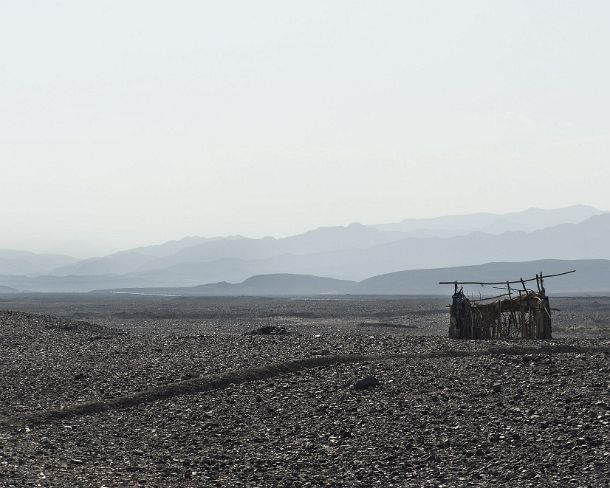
[355,259,610,294]
[50,236,227,276]
[376,204,602,234]
[106,274,356,296]
[0,250,77,276]
[51,223,405,277]
[96,259,610,296]
[0,274,155,293]
[118,213,610,284]
[2,206,610,292]
[46,206,606,279]
[315,213,610,280]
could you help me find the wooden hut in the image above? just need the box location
[441,271,574,340]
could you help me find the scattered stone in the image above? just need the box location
[353,376,380,390]
[0,301,609,487]
[244,326,288,336]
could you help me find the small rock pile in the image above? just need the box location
[244,325,289,336]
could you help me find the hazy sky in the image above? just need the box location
[1,1,609,256]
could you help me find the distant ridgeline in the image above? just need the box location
[79,260,608,297]
[0,207,609,292]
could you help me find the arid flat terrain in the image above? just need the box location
[0,295,609,486]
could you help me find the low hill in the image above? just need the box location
[97,259,610,296]
[0,285,17,294]
[355,259,610,295]
[103,274,356,296]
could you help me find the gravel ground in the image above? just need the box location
[1,297,610,487]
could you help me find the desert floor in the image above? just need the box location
[0,294,609,487]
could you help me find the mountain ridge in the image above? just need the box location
[46,205,606,278]
[1,206,608,291]
[94,259,610,296]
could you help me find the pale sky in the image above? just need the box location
[1,1,609,257]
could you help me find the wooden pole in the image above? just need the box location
[438,270,575,286]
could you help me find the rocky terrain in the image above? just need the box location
[0,296,609,486]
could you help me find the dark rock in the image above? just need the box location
[244,326,288,336]
[353,376,380,390]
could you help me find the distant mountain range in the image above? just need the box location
[0,205,608,293]
[99,259,610,296]
[0,250,77,276]
[375,205,603,234]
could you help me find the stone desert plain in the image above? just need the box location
[0,294,608,486]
